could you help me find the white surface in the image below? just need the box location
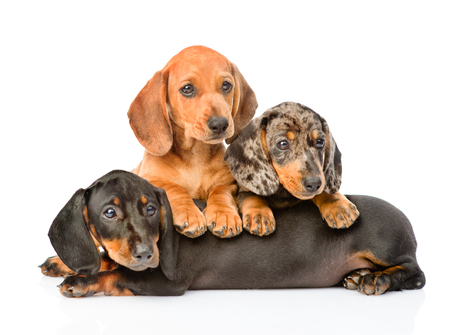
[1,1,449,334]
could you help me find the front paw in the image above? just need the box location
[320,198,359,229]
[58,275,98,298]
[243,206,276,236]
[39,256,75,277]
[59,273,135,297]
[172,203,207,238]
[204,204,242,238]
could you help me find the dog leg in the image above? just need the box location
[313,192,360,229]
[58,272,134,297]
[237,191,276,236]
[58,268,188,297]
[40,256,75,277]
[40,252,118,277]
[204,184,243,238]
[151,180,207,238]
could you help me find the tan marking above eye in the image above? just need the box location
[141,196,147,204]
[311,130,320,141]
[113,197,120,205]
[286,131,295,141]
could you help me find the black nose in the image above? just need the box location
[302,177,322,193]
[132,244,153,262]
[207,117,229,135]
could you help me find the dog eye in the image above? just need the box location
[104,208,116,219]
[222,81,232,93]
[277,140,289,150]
[180,84,195,97]
[316,139,325,149]
[147,206,156,216]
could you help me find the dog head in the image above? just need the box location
[128,45,258,155]
[48,170,177,279]
[225,102,342,199]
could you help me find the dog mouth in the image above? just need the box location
[108,247,160,272]
[290,191,319,200]
[191,122,234,143]
[124,258,159,271]
[280,176,324,200]
[127,263,154,271]
[203,134,230,143]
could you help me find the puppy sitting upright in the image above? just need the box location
[128,46,257,238]
[225,101,360,235]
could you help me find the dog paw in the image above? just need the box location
[343,269,372,290]
[39,256,75,277]
[242,206,276,236]
[343,269,391,295]
[172,204,207,238]
[59,273,134,297]
[204,205,243,238]
[320,198,359,229]
[58,275,98,298]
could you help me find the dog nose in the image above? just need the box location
[207,117,229,135]
[302,177,322,193]
[132,244,153,262]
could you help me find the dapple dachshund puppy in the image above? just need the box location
[40,170,425,296]
[128,45,257,238]
[225,102,360,236]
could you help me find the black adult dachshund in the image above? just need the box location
[40,170,425,296]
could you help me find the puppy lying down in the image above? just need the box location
[40,170,425,297]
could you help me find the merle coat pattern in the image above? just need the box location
[225,102,359,235]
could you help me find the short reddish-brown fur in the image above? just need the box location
[128,46,257,238]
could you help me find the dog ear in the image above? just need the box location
[155,187,179,281]
[225,115,280,196]
[48,188,101,275]
[320,117,342,194]
[128,70,173,156]
[226,64,258,144]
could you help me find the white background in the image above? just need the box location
[1,1,449,334]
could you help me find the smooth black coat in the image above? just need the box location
[45,171,425,297]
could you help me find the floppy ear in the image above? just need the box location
[320,117,342,194]
[48,188,101,275]
[226,64,258,144]
[155,187,179,281]
[225,115,280,196]
[127,70,173,156]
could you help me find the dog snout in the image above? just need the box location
[132,243,153,262]
[207,117,229,135]
[302,177,322,193]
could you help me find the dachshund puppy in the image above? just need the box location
[225,102,360,236]
[128,46,257,238]
[41,171,425,297]
[40,170,176,282]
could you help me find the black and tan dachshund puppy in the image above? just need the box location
[40,170,176,281]
[225,101,360,236]
[41,170,425,296]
